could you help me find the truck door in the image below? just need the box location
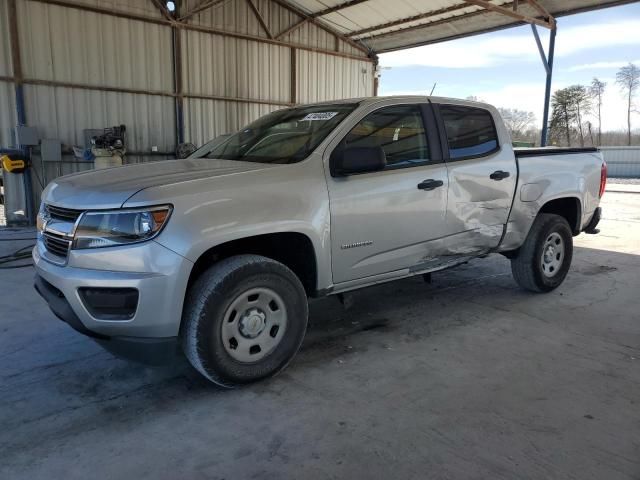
[325,103,450,284]
[434,103,517,253]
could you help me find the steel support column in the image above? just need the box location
[372,55,379,96]
[8,0,35,225]
[8,0,25,126]
[532,24,556,147]
[290,47,297,104]
[171,6,185,146]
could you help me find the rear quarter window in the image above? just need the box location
[440,105,499,160]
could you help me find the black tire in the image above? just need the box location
[510,213,573,293]
[181,254,308,387]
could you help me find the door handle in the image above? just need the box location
[490,170,510,181]
[417,179,444,191]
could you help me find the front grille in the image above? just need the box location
[43,231,72,258]
[46,204,83,222]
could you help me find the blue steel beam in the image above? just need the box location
[8,0,36,225]
[531,24,556,147]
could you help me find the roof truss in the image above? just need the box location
[279,0,557,44]
[462,0,555,28]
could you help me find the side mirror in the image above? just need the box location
[330,145,386,177]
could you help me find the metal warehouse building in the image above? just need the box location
[0,0,374,181]
[0,0,634,224]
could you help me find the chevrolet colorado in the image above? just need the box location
[33,96,606,386]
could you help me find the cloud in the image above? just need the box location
[566,60,640,72]
[379,19,640,69]
[554,21,640,56]
[378,35,536,68]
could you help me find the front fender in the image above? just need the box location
[124,155,333,290]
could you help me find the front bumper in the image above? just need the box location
[33,239,193,363]
[34,275,178,364]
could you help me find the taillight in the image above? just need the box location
[599,161,607,198]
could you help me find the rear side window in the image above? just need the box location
[343,105,429,169]
[440,105,498,160]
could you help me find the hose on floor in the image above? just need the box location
[0,244,35,269]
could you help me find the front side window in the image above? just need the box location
[343,105,429,169]
[195,103,358,164]
[440,105,499,160]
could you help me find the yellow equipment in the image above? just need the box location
[1,155,26,174]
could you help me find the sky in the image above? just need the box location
[378,2,640,131]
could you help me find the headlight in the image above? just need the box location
[36,203,47,234]
[73,205,172,249]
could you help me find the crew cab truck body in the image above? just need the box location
[33,96,606,385]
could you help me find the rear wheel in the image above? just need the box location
[510,213,573,293]
[181,255,308,387]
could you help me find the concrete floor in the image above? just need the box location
[1,190,639,480]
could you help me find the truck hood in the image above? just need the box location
[43,158,278,209]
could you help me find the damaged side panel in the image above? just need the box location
[444,145,518,255]
[499,152,602,251]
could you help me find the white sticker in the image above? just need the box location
[301,112,339,121]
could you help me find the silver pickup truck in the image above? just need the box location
[34,96,606,386]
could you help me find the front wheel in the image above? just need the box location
[181,255,308,387]
[510,213,574,293]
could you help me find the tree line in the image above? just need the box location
[549,62,639,147]
[497,63,639,147]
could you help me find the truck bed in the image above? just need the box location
[514,147,598,158]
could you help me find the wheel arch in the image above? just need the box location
[538,196,582,235]
[186,232,319,298]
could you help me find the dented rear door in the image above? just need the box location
[434,102,517,254]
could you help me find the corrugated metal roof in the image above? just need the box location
[284,0,640,53]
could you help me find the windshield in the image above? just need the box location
[194,103,358,164]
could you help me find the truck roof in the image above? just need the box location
[297,95,494,110]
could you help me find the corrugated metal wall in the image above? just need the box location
[0,1,12,77]
[0,0,374,222]
[17,0,176,152]
[185,99,275,147]
[0,83,16,148]
[0,0,17,147]
[24,86,176,153]
[179,0,371,144]
[2,0,373,153]
[182,32,291,103]
[67,0,166,17]
[600,147,640,178]
[297,50,373,103]
[181,0,363,56]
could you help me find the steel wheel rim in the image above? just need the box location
[221,287,288,363]
[541,232,564,278]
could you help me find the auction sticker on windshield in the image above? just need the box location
[301,112,339,121]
